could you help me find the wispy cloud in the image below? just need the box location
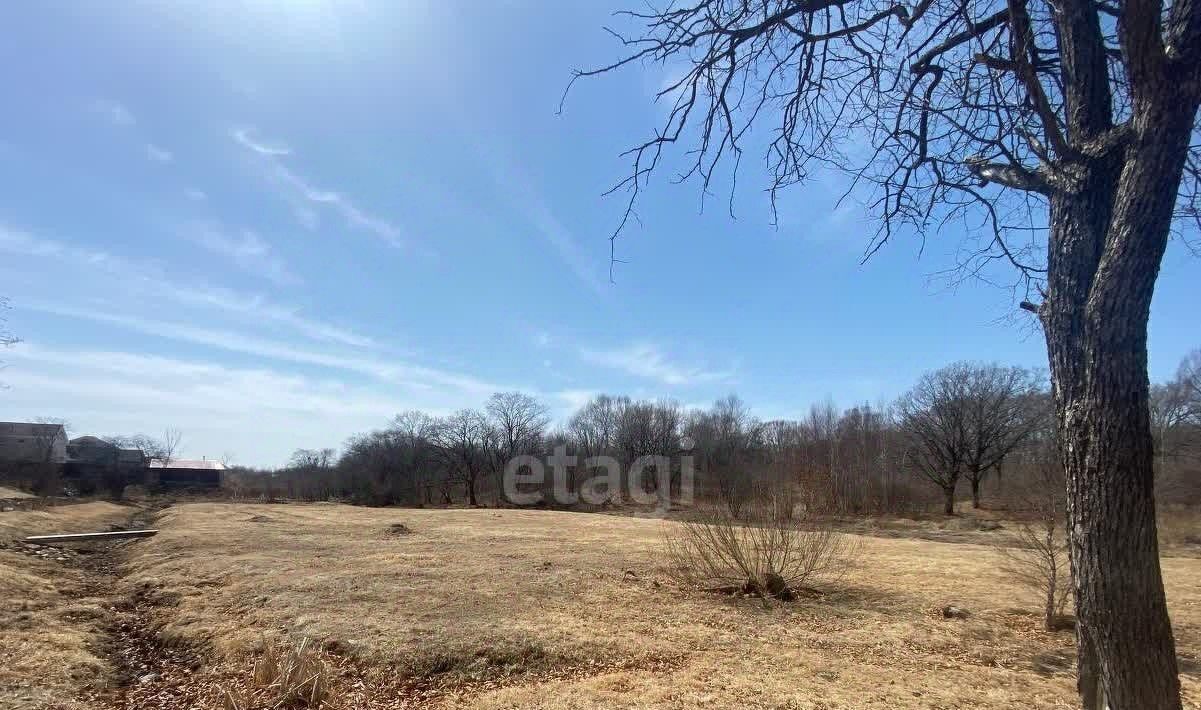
[522,198,608,296]
[185,222,299,286]
[145,144,173,163]
[184,188,208,201]
[271,163,405,246]
[1,343,417,466]
[231,127,291,156]
[230,126,409,249]
[478,147,608,295]
[578,342,734,386]
[91,99,135,126]
[24,301,503,397]
[0,225,371,349]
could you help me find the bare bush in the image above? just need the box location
[665,503,857,602]
[994,459,1071,631]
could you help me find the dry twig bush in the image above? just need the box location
[993,460,1073,631]
[665,500,857,602]
[221,636,333,709]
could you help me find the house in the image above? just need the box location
[149,459,224,490]
[0,422,67,465]
[64,436,148,489]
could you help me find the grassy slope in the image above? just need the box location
[0,502,134,710]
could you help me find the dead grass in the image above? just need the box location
[112,503,1200,709]
[221,636,332,709]
[0,486,36,500]
[0,501,134,710]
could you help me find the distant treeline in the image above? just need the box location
[225,353,1201,515]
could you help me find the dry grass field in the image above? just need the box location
[0,502,135,710]
[113,503,1199,709]
[1,501,1198,709]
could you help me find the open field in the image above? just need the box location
[125,504,1201,708]
[1,501,1199,709]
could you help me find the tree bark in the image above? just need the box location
[970,476,982,509]
[1042,92,1193,709]
[942,486,955,516]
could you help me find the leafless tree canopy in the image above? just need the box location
[567,0,1200,288]
[0,297,18,386]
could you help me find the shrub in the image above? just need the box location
[994,459,1072,631]
[664,502,857,602]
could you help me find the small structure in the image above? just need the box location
[0,422,67,465]
[149,459,224,490]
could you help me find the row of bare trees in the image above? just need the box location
[232,354,1201,515]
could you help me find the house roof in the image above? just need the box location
[0,422,66,437]
[69,435,114,448]
[150,459,226,470]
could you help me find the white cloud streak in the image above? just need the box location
[145,144,173,163]
[185,223,299,286]
[578,342,734,386]
[91,99,135,126]
[231,127,291,156]
[1,343,412,467]
[24,301,505,398]
[230,127,408,249]
[271,163,405,246]
[0,225,371,349]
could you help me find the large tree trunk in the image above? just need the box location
[942,485,955,516]
[1042,95,1192,709]
[969,476,982,509]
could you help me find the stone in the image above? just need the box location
[941,605,971,619]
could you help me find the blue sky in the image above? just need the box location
[0,1,1197,467]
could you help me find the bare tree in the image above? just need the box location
[390,410,440,505]
[961,366,1046,508]
[160,427,182,467]
[434,409,489,507]
[570,0,1201,702]
[896,364,971,515]
[0,297,17,387]
[1175,349,1201,422]
[108,427,182,466]
[686,395,763,516]
[29,417,67,494]
[485,392,550,504]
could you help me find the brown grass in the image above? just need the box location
[110,503,1201,709]
[0,501,134,710]
[221,637,332,709]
